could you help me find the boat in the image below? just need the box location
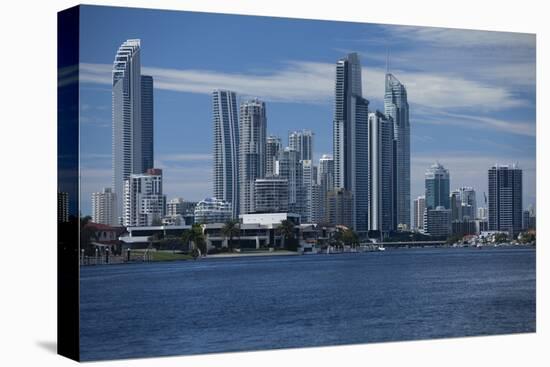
[377,246,386,252]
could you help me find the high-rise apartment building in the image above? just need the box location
[276,148,302,215]
[112,39,153,222]
[367,111,395,232]
[333,52,369,231]
[213,89,239,218]
[58,192,69,223]
[123,168,166,227]
[384,71,410,229]
[488,164,523,235]
[194,197,232,224]
[92,187,117,226]
[326,189,354,229]
[239,98,267,215]
[425,162,450,210]
[413,195,426,231]
[288,130,313,161]
[141,75,154,171]
[254,177,289,213]
[266,135,282,177]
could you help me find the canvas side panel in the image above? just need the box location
[57,5,80,362]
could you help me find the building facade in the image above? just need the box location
[266,135,282,177]
[425,162,450,210]
[123,168,166,227]
[333,53,369,231]
[413,195,426,231]
[239,98,267,215]
[424,206,451,238]
[92,187,117,226]
[58,192,69,223]
[367,111,395,233]
[113,39,144,223]
[384,73,410,230]
[288,129,313,161]
[141,74,154,172]
[326,189,354,229]
[254,177,289,213]
[213,89,240,218]
[488,164,523,235]
[194,197,232,224]
[276,147,302,215]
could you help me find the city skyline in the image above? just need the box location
[76,6,536,217]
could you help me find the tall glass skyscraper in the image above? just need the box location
[239,98,267,215]
[213,90,239,218]
[488,164,523,235]
[367,111,395,232]
[384,72,410,230]
[333,52,369,231]
[425,162,450,210]
[112,39,143,222]
[141,75,154,171]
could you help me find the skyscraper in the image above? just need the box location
[58,192,69,223]
[367,111,395,232]
[276,147,302,215]
[266,135,282,177]
[384,71,410,229]
[425,162,450,210]
[333,52,369,231]
[318,154,334,223]
[300,160,315,223]
[289,130,313,161]
[213,90,239,218]
[413,195,426,231]
[239,98,267,215]
[458,187,477,220]
[112,39,143,222]
[326,189,354,229]
[488,164,523,235]
[92,187,117,226]
[141,75,154,171]
[123,168,166,227]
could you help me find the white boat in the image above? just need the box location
[377,246,386,252]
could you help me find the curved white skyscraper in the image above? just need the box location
[112,39,142,223]
[384,72,410,230]
[213,90,239,218]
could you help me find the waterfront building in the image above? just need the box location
[425,162,450,210]
[384,70,410,229]
[112,39,148,222]
[289,129,313,161]
[266,135,282,177]
[326,188,354,229]
[424,206,451,238]
[367,111,395,233]
[452,220,477,237]
[213,89,240,218]
[311,183,323,224]
[194,197,232,224]
[141,75,154,171]
[58,191,69,223]
[522,210,530,231]
[254,177,289,213]
[333,52,369,231]
[458,187,477,220]
[239,98,267,215]
[92,187,117,226]
[123,168,166,227]
[166,197,196,217]
[488,164,523,235]
[276,147,302,215]
[318,154,335,223]
[450,190,462,222]
[413,195,426,231]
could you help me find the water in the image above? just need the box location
[80,247,536,361]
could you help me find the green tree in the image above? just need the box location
[278,219,297,250]
[222,220,240,252]
[182,224,207,255]
[341,229,359,248]
[493,232,509,244]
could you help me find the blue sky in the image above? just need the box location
[77,5,536,216]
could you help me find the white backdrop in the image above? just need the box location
[0,0,547,366]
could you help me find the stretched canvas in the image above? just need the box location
[58,4,536,362]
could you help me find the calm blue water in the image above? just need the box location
[80,247,536,361]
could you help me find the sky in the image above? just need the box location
[76,5,536,217]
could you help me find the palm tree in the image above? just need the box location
[182,224,206,256]
[278,219,297,250]
[222,220,240,252]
